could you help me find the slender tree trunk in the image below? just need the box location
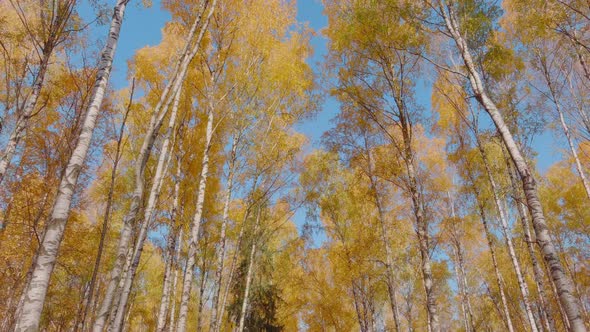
[362,135,401,332]
[477,138,540,332]
[452,248,470,332]
[13,1,130,330]
[448,193,475,332]
[93,2,213,328]
[176,106,214,332]
[464,156,515,332]
[544,65,590,199]
[237,208,261,332]
[371,180,401,332]
[218,208,251,332]
[0,48,50,184]
[538,52,590,199]
[155,231,176,332]
[196,261,208,332]
[406,160,439,332]
[109,86,180,332]
[505,152,557,332]
[168,230,183,332]
[77,80,134,332]
[107,245,134,330]
[210,135,238,332]
[440,3,586,330]
[156,149,183,332]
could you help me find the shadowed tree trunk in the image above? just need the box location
[440,2,586,330]
[476,136,540,332]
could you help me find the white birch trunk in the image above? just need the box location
[406,161,439,332]
[13,1,130,330]
[505,155,557,332]
[93,1,214,328]
[555,95,590,199]
[168,230,183,332]
[210,135,238,332]
[539,56,590,199]
[237,208,261,332]
[0,50,49,184]
[466,162,515,332]
[175,107,214,332]
[109,86,181,332]
[78,82,133,332]
[107,246,134,330]
[217,208,251,332]
[156,150,183,332]
[156,233,175,332]
[448,193,475,332]
[440,3,586,330]
[478,140,539,332]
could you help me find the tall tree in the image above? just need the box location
[14,0,130,330]
[435,1,586,330]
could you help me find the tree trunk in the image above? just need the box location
[13,1,130,330]
[505,152,557,332]
[218,208,252,332]
[210,135,238,332]
[237,208,261,332]
[168,230,183,332]
[107,245,134,330]
[361,134,401,331]
[93,1,213,328]
[464,156,515,332]
[370,177,401,332]
[477,138,540,332]
[156,148,183,332]
[109,86,180,332]
[440,3,586,331]
[545,65,590,199]
[155,232,176,332]
[196,261,209,332]
[406,160,439,332]
[448,193,475,332]
[77,80,134,332]
[175,106,214,332]
[0,48,50,184]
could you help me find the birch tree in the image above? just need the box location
[13,0,130,330]
[435,1,586,330]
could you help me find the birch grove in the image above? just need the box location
[0,0,589,331]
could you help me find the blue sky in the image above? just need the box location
[79,0,565,246]
[83,0,562,169]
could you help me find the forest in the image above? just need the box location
[0,0,588,331]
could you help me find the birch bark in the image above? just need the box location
[237,208,261,332]
[93,2,214,329]
[78,80,134,332]
[14,1,130,330]
[210,135,238,332]
[0,50,49,184]
[477,138,539,332]
[539,57,590,199]
[504,151,557,332]
[156,150,183,332]
[463,153,515,332]
[109,86,181,332]
[440,2,586,330]
[168,230,183,332]
[175,105,214,332]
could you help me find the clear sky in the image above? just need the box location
[80,0,565,245]
[83,0,562,167]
